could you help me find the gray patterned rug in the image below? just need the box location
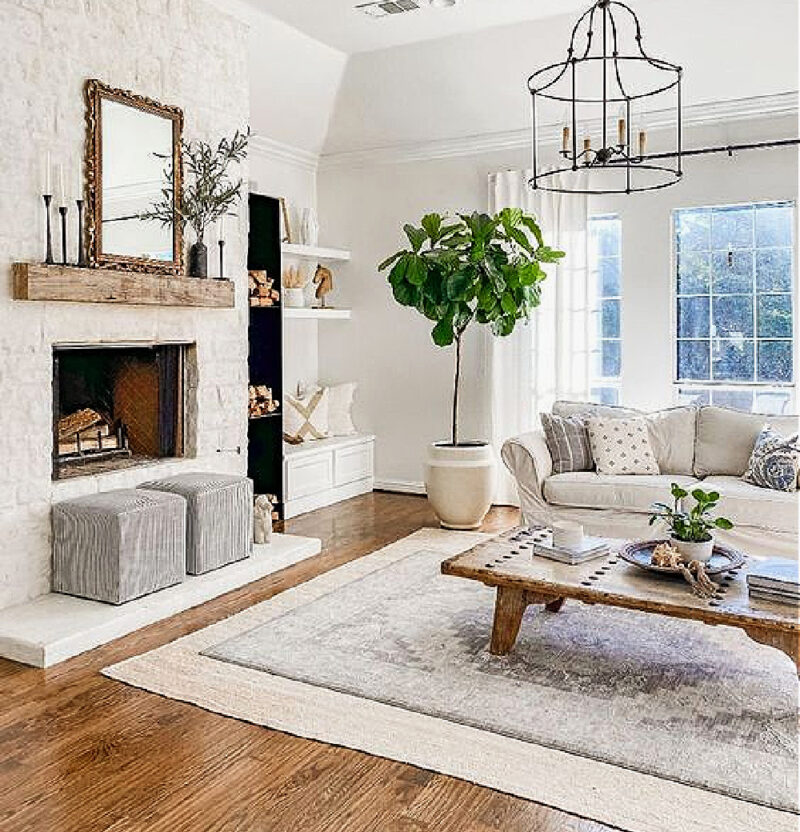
[203,547,799,814]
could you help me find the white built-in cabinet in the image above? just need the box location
[284,434,375,518]
[280,243,374,518]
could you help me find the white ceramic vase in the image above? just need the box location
[671,535,714,563]
[424,442,495,530]
[284,287,305,308]
[301,208,319,247]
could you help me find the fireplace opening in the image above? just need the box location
[53,343,187,480]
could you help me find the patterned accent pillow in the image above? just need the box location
[284,388,330,443]
[540,413,593,473]
[742,427,800,492]
[586,416,660,475]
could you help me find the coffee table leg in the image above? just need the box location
[490,587,529,656]
[743,625,800,676]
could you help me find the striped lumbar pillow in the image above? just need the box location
[541,412,594,473]
[284,388,330,443]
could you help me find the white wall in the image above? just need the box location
[318,116,799,491]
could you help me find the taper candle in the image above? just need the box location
[562,124,570,154]
[617,106,626,146]
[44,151,52,194]
[638,128,648,158]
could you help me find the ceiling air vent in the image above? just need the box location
[356,1,421,18]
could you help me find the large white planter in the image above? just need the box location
[424,442,495,531]
[671,535,714,563]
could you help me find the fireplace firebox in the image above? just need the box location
[53,343,187,480]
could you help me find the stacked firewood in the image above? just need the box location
[57,408,126,457]
[248,385,280,418]
[248,270,280,307]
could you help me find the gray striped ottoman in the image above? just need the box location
[52,489,186,605]
[139,473,253,575]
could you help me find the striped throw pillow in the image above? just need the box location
[541,413,594,473]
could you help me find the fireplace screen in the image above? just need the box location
[53,344,186,479]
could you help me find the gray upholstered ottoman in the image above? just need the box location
[138,473,253,575]
[52,489,186,605]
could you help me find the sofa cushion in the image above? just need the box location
[540,413,594,473]
[544,473,699,514]
[586,416,660,475]
[694,406,800,478]
[552,401,696,476]
[742,427,800,492]
[700,476,798,534]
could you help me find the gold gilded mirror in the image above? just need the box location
[85,79,184,274]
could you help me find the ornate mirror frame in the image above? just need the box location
[84,79,184,275]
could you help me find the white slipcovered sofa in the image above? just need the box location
[502,402,799,559]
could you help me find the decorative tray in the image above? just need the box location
[619,540,745,577]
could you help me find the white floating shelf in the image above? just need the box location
[281,243,351,262]
[284,307,352,320]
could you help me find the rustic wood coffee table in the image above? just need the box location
[441,526,800,673]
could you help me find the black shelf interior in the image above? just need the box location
[247,193,283,517]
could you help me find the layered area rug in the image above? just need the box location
[104,529,799,832]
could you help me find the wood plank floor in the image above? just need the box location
[0,493,613,832]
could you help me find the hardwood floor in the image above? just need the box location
[0,492,613,832]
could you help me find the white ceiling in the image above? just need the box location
[241,0,591,53]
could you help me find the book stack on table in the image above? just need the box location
[747,559,800,606]
[533,536,610,566]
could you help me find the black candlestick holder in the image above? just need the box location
[218,239,225,280]
[58,205,68,265]
[76,199,87,267]
[43,194,54,264]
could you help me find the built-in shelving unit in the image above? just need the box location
[281,243,351,262]
[248,194,284,517]
[283,307,352,320]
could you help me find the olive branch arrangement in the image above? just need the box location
[141,127,250,245]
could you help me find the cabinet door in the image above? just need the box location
[334,442,374,486]
[286,452,334,500]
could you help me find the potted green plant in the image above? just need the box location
[142,128,250,277]
[378,209,564,529]
[649,483,734,562]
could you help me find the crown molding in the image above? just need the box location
[320,91,799,170]
[250,135,320,174]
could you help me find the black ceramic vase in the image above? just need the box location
[188,240,208,278]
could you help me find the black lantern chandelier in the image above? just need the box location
[528,0,800,196]
[529,0,683,194]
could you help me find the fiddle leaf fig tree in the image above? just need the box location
[378,209,565,446]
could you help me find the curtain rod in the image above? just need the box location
[639,137,800,162]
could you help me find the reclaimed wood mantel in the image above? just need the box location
[12,263,235,308]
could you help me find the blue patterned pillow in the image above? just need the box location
[742,427,800,492]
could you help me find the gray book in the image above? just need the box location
[534,537,610,565]
[747,559,800,592]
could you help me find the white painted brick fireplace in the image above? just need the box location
[0,0,250,609]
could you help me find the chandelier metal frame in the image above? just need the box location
[528,0,683,195]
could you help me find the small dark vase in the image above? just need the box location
[188,240,208,278]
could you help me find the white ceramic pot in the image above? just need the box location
[671,535,714,563]
[284,287,305,308]
[424,442,495,530]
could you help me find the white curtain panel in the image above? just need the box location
[488,169,591,504]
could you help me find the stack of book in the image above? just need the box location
[533,536,610,565]
[747,559,800,606]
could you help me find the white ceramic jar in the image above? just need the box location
[424,442,495,530]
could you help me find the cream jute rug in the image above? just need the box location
[104,529,799,832]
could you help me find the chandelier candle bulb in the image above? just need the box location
[562,124,570,153]
[618,107,627,146]
[639,128,648,158]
